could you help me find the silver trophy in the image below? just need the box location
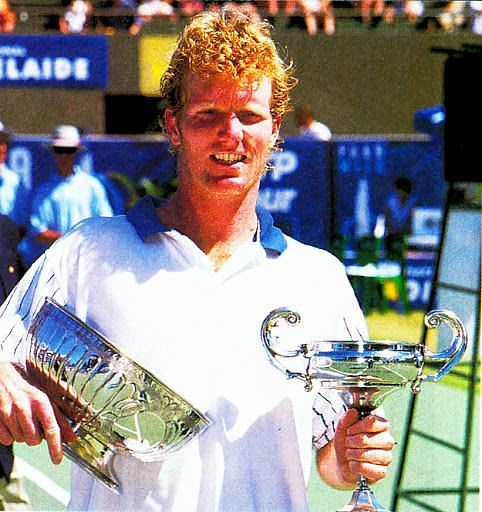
[25,298,210,494]
[260,308,467,512]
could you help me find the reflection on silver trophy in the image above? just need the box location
[260,308,467,512]
[25,298,210,494]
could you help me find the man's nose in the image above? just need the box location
[219,114,243,140]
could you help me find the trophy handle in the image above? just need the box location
[421,309,468,383]
[260,308,313,388]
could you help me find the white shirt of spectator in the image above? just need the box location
[299,120,332,141]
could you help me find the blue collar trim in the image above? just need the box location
[126,195,287,254]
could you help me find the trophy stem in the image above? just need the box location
[336,475,390,512]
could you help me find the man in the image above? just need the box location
[18,124,114,267]
[384,176,416,257]
[0,9,394,511]
[295,104,332,141]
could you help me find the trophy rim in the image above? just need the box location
[304,339,424,360]
[37,297,211,428]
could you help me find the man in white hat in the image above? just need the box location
[18,125,114,267]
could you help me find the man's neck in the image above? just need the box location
[158,189,259,270]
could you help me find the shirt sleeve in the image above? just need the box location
[29,188,53,235]
[312,388,348,450]
[0,253,66,366]
[91,178,114,218]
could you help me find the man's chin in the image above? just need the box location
[206,176,247,193]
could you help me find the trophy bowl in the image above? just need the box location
[25,298,211,494]
[260,308,467,512]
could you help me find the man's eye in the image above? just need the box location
[239,112,261,123]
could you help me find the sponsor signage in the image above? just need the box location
[0,35,108,88]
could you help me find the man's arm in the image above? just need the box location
[316,409,395,490]
[34,229,62,247]
[0,362,76,464]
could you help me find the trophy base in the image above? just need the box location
[337,485,390,512]
[63,429,120,494]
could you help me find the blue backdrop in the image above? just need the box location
[7,134,446,308]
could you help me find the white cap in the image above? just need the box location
[51,125,82,148]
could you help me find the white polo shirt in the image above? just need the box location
[0,196,367,512]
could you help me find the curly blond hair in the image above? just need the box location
[158,8,297,133]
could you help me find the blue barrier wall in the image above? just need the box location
[7,135,446,308]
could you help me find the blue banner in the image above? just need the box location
[0,35,108,88]
[262,137,331,247]
[7,135,445,308]
[7,135,331,249]
[333,137,446,247]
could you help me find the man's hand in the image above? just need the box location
[0,362,76,464]
[317,408,395,490]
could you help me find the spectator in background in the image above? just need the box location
[286,0,335,34]
[129,0,176,35]
[0,0,15,33]
[403,0,425,24]
[469,1,482,34]
[0,121,29,233]
[59,0,93,34]
[178,0,205,18]
[18,125,114,268]
[362,0,384,27]
[384,176,416,256]
[98,0,137,34]
[438,0,467,31]
[295,105,332,141]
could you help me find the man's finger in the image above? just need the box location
[0,423,14,446]
[53,406,77,444]
[348,460,390,483]
[347,414,390,435]
[34,401,63,464]
[346,430,395,450]
[346,448,393,466]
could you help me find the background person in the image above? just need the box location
[18,125,114,268]
[383,175,416,256]
[295,104,332,141]
[0,0,15,33]
[0,121,30,234]
[0,9,394,511]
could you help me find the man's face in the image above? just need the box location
[52,147,78,177]
[0,142,8,165]
[165,73,281,198]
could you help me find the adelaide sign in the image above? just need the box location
[0,35,108,88]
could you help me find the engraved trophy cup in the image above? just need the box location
[260,308,467,512]
[25,297,210,494]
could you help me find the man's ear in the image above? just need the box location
[165,109,181,147]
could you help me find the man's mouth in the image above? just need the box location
[211,153,247,165]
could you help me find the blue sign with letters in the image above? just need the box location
[0,35,108,88]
